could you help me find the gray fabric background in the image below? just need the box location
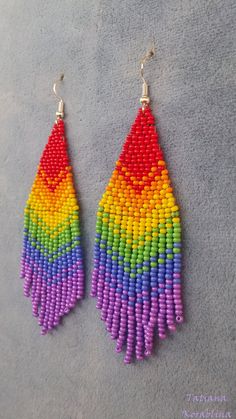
[0,1,235,418]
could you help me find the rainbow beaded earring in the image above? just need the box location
[91,48,183,363]
[20,75,84,334]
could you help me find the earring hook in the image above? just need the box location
[53,74,65,120]
[53,73,64,101]
[140,45,155,110]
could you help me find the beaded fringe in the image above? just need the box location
[21,119,84,334]
[91,106,183,363]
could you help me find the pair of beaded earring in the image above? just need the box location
[21,48,183,363]
[20,75,84,335]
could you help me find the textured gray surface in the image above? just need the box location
[0,1,235,418]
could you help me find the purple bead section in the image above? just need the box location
[21,245,84,334]
[91,240,184,364]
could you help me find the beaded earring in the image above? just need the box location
[21,75,84,334]
[91,48,183,363]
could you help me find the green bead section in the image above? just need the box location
[25,206,81,258]
[95,208,181,272]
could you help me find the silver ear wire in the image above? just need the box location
[53,74,65,120]
[140,45,155,110]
